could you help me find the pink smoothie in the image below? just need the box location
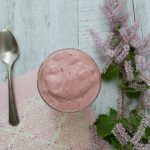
[38,49,100,112]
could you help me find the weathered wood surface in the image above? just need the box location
[0,0,148,116]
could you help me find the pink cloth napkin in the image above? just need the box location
[0,70,108,150]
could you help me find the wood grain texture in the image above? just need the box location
[132,0,150,37]
[0,0,78,83]
[0,0,148,116]
[78,0,119,116]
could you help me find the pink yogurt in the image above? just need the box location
[37,49,100,112]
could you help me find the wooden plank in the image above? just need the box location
[132,0,150,115]
[132,0,150,37]
[0,0,79,83]
[78,0,135,116]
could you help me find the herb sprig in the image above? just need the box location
[90,0,150,149]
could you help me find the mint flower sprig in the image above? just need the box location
[90,0,150,99]
[90,0,150,149]
[94,107,150,149]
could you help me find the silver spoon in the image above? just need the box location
[0,29,19,126]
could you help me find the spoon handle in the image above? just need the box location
[8,65,19,126]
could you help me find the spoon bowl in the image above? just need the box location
[0,29,20,126]
[0,29,19,65]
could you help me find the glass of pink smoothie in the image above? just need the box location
[37,49,101,113]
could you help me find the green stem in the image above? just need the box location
[121,89,125,117]
[119,63,126,118]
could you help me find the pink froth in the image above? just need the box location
[37,49,100,112]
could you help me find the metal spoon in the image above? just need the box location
[0,29,19,126]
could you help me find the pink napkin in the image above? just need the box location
[0,70,108,150]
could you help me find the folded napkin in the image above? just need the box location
[0,70,108,150]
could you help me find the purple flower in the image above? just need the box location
[120,23,139,45]
[135,55,150,71]
[135,55,146,72]
[115,44,130,63]
[124,60,134,81]
[133,143,144,150]
[117,13,129,26]
[112,123,130,145]
[103,0,128,26]
[103,32,114,51]
[135,55,150,86]
[89,29,109,64]
[90,29,115,60]
[134,143,150,150]
[102,59,112,73]
[130,119,147,145]
[133,35,150,55]
[89,29,102,52]
[90,0,150,80]
[112,120,149,148]
[113,41,124,57]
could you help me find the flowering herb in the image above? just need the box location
[90,0,150,149]
[94,107,150,149]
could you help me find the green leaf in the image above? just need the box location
[94,108,118,139]
[102,64,119,81]
[142,127,150,139]
[118,78,126,89]
[95,114,115,138]
[109,108,117,120]
[142,127,150,144]
[94,107,148,148]
[128,108,142,133]
[130,106,141,115]
[105,134,121,150]
[118,118,130,129]
[127,49,135,61]
[111,137,121,150]
[114,22,121,33]
[124,143,133,150]
[126,91,141,99]
[129,114,141,130]
[142,138,149,144]
[112,36,120,46]
[126,48,140,77]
